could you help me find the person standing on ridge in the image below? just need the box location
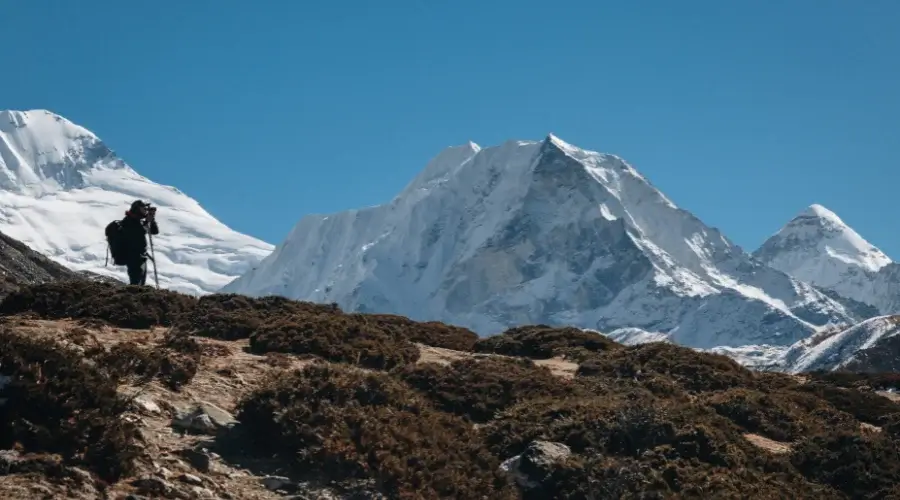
[120,200,159,286]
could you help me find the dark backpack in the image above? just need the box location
[105,219,128,265]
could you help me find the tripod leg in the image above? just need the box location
[148,232,160,289]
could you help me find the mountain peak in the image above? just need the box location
[405,141,482,189]
[225,135,857,348]
[0,108,124,194]
[754,204,891,303]
[542,133,580,155]
[798,203,846,226]
[782,205,889,268]
[0,109,96,139]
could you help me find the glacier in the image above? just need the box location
[0,109,273,294]
[222,134,862,348]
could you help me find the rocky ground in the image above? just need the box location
[0,230,83,298]
[0,280,899,499]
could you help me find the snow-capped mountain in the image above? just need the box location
[755,204,891,304]
[223,134,861,348]
[0,109,273,294]
[776,315,900,373]
[701,315,900,374]
[755,204,900,315]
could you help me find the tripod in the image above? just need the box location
[145,220,160,289]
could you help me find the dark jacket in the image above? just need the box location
[120,215,159,261]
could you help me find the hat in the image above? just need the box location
[130,200,148,212]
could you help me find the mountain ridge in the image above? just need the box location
[223,134,860,349]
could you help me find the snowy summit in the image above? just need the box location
[223,134,862,348]
[754,203,900,314]
[0,109,273,294]
[755,203,891,279]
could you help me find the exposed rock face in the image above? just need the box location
[0,229,81,299]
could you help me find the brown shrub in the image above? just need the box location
[262,352,293,368]
[473,325,620,359]
[174,293,339,340]
[704,388,857,442]
[806,371,900,391]
[795,381,900,425]
[484,396,840,499]
[248,313,420,370]
[233,364,517,499]
[576,342,756,393]
[200,343,233,357]
[353,313,479,351]
[752,370,804,391]
[0,280,196,329]
[882,413,900,437]
[519,454,837,500]
[177,294,479,352]
[90,331,201,391]
[791,432,900,499]
[394,357,583,422]
[0,328,142,482]
[483,396,747,465]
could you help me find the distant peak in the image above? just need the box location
[800,204,842,223]
[442,140,481,157]
[790,204,858,234]
[542,133,581,155]
[1,109,66,123]
[758,202,893,273]
[407,140,481,188]
[0,108,96,140]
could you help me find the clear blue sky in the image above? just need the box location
[3,1,898,256]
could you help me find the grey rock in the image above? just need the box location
[262,475,293,491]
[155,466,174,480]
[0,449,20,474]
[132,395,162,415]
[132,475,174,496]
[66,466,95,486]
[500,440,571,490]
[520,440,571,476]
[172,401,237,435]
[190,414,217,433]
[179,473,204,486]
[179,448,212,473]
[188,486,217,498]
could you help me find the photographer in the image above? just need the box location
[120,199,160,285]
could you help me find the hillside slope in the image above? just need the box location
[777,315,900,373]
[1,282,899,499]
[0,109,273,294]
[223,134,858,349]
[0,229,85,297]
